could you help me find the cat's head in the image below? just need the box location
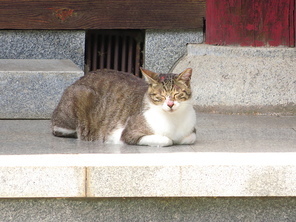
[141,68,193,112]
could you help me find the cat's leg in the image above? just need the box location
[121,115,173,147]
[178,131,197,145]
[52,126,77,138]
[138,135,173,147]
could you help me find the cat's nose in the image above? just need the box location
[167,100,174,108]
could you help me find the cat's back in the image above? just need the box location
[74,69,147,93]
[71,69,148,118]
[52,69,148,141]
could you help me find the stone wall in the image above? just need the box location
[0,29,204,74]
[144,29,204,73]
[0,30,85,70]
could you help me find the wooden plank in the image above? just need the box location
[0,0,205,29]
[206,0,295,47]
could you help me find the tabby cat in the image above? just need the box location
[51,68,196,146]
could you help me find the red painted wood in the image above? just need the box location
[292,0,296,46]
[206,0,295,47]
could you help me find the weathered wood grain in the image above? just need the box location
[0,0,205,29]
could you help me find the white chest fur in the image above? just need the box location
[143,102,196,143]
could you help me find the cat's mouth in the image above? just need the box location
[163,106,177,113]
[162,101,179,112]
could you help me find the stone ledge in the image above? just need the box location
[0,113,295,198]
[0,59,83,119]
[0,152,296,198]
[172,44,296,115]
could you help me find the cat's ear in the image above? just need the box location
[177,68,192,85]
[140,68,159,84]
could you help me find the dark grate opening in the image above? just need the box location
[85,30,144,77]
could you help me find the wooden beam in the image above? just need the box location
[0,0,205,29]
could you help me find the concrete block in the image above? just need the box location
[0,59,83,119]
[172,44,296,115]
[0,166,85,198]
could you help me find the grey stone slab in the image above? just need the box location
[186,43,296,58]
[194,113,296,152]
[0,113,295,155]
[181,165,296,196]
[0,59,83,71]
[0,59,83,119]
[0,166,85,198]
[0,30,85,70]
[0,198,296,222]
[172,44,296,115]
[85,151,296,197]
[145,29,203,73]
[0,114,295,198]
[0,120,195,155]
[87,166,181,197]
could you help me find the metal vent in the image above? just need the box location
[85,30,144,77]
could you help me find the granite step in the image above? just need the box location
[172,44,296,115]
[0,113,295,198]
[0,59,83,119]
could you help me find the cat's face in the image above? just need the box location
[141,68,192,112]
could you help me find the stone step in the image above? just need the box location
[0,113,295,198]
[172,44,296,115]
[0,59,83,119]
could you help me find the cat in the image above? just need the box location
[51,68,196,146]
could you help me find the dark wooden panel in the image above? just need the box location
[0,0,205,29]
[206,0,295,47]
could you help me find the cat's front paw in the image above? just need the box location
[179,132,196,145]
[138,135,173,147]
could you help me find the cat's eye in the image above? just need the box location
[173,92,183,99]
[172,93,179,99]
[149,93,164,102]
[175,93,187,100]
[156,96,165,102]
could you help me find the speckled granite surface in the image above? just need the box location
[173,44,296,115]
[1,198,296,222]
[0,30,85,70]
[0,113,296,221]
[0,114,295,197]
[144,29,203,73]
[0,59,83,119]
